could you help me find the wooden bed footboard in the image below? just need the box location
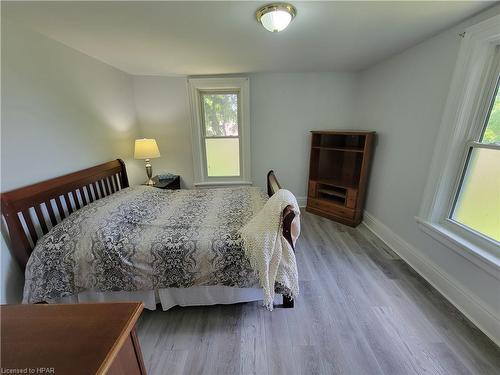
[267,170,297,308]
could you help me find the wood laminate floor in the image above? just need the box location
[137,212,500,375]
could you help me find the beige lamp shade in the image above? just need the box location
[134,138,160,159]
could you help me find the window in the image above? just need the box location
[188,78,250,186]
[450,59,500,243]
[417,15,500,274]
[201,92,240,177]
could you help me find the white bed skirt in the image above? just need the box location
[51,286,268,310]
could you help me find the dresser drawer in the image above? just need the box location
[307,198,356,219]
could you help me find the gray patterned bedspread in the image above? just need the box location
[23,186,270,303]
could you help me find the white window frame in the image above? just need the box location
[188,77,251,187]
[417,14,500,279]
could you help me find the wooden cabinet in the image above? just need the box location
[1,302,146,375]
[306,130,375,227]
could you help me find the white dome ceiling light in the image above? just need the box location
[256,3,297,33]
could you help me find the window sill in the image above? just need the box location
[194,181,253,188]
[415,217,500,280]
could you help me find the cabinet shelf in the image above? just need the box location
[311,146,364,153]
[314,179,358,190]
[317,188,346,199]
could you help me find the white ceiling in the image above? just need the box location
[3,1,495,75]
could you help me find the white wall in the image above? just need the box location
[357,5,500,343]
[131,72,359,200]
[250,72,359,200]
[132,76,194,187]
[0,20,142,303]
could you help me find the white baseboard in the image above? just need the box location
[362,211,500,347]
[296,196,307,208]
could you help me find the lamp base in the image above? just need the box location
[145,159,154,186]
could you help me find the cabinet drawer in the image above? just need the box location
[307,198,355,219]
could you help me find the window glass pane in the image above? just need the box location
[452,147,500,242]
[205,138,240,177]
[202,93,239,137]
[481,77,500,143]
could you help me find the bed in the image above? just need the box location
[1,160,298,309]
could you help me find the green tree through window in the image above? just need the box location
[482,79,500,143]
[202,93,238,137]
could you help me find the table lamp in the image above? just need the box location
[134,138,160,186]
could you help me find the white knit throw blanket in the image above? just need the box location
[239,189,300,310]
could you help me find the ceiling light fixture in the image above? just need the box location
[256,3,296,33]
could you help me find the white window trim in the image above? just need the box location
[188,77,251,186]
[416,14,500,280]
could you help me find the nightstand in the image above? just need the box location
[146,175,180,190]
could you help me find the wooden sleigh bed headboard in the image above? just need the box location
[1,160,129,270]
[1,161,295,274]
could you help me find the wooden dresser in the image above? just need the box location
[1,302,146,375]
[307,130,375,227]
